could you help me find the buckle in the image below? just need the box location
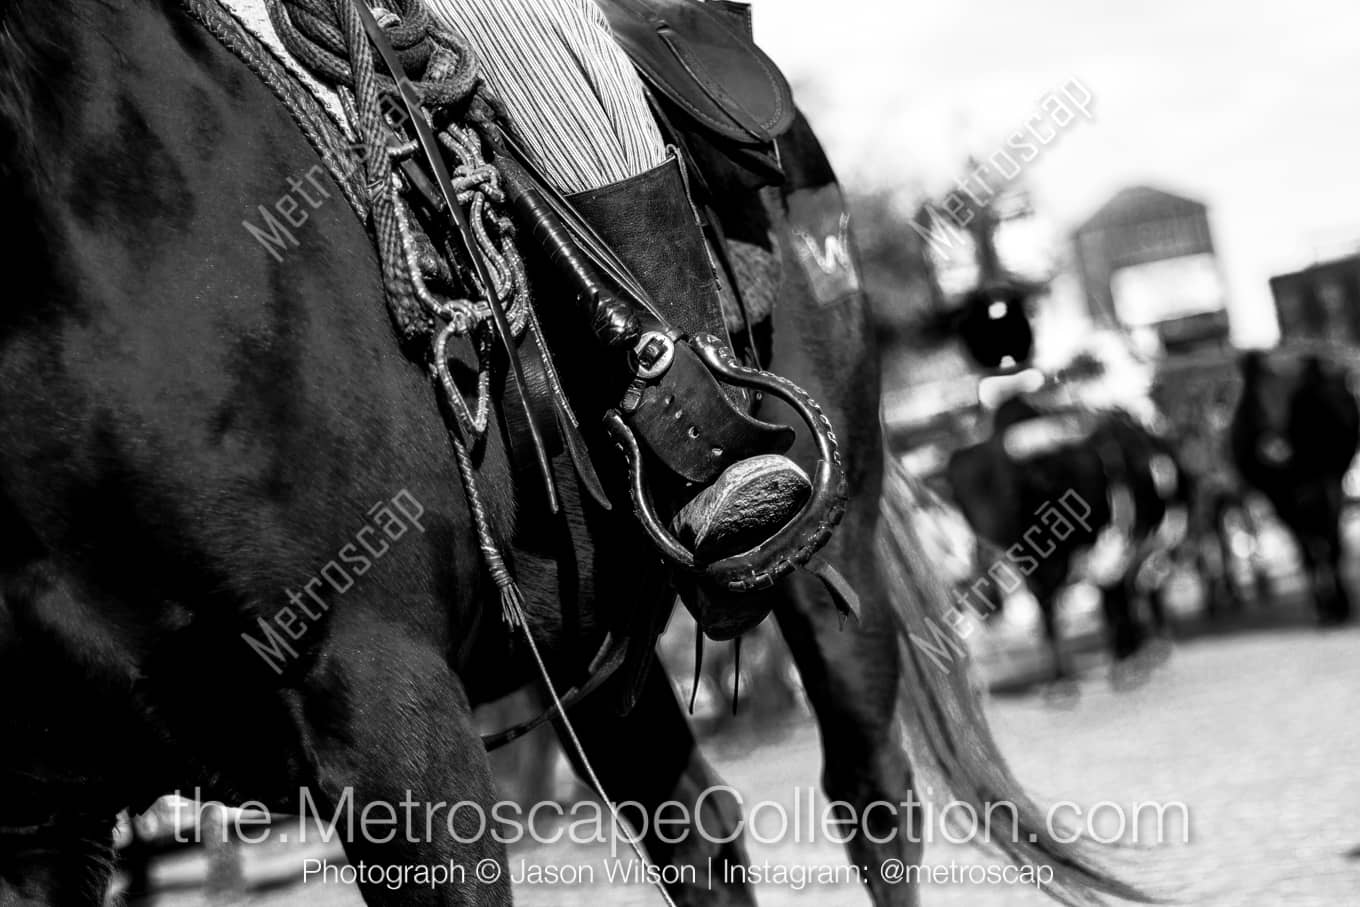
[631,330,676,380]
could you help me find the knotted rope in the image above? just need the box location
[263,0,525,342]
[264,0,536,623]
[267,0,476,109]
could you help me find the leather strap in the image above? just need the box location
[480,633,629,750]
[502,319,612,512]
[624,340,793,484]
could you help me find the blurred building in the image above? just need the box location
[1269,253,1360,346]
[1072,186,1230,354]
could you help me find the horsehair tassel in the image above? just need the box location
[450,435,527,627]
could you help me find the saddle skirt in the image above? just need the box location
[591,0,795,144]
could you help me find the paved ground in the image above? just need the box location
[125,606,1360,906]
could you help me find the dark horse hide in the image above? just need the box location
[947,395,1190,683]
[0,1,1147,905]
[1231,348,1359,625]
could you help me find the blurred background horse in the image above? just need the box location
[945,393,1187,685]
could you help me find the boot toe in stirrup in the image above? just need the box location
[673,454,812,562]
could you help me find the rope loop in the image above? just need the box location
[265,0,479,109]
[264,0,526,343]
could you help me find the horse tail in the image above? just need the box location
[876,456,1153,905]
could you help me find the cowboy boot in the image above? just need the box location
[563,154,812,561]
[494,141,845,620]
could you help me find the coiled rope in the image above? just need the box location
[267,0,473,106]
[262,0,525,341]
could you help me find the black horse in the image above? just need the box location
[0,1,1144,905]
[946,396,1189,684]
[1231,349,1359,625]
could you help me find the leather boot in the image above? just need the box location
[566,155,812,560]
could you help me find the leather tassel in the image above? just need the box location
[450,435,526,627]
[495,572,528,629]
[689,627,705,714]
[808,556,862,627]
[525,308,612,511]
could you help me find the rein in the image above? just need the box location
[480,632,628,751]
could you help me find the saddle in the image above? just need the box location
[595,0,794,194]
[592,0,794,145]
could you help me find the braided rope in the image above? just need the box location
[262,0,527,345]
[266,0,477,107]
[246,0,541,624]
[242,0,534,472]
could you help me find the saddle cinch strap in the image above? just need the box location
[491,137,846,593]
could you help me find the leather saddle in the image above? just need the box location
[592,0,795,145]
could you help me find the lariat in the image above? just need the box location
[265,0,472,106]
[263,0,522,339]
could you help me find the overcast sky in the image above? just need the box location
[753,0,1360,346]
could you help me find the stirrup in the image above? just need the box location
[606,333,846,593]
